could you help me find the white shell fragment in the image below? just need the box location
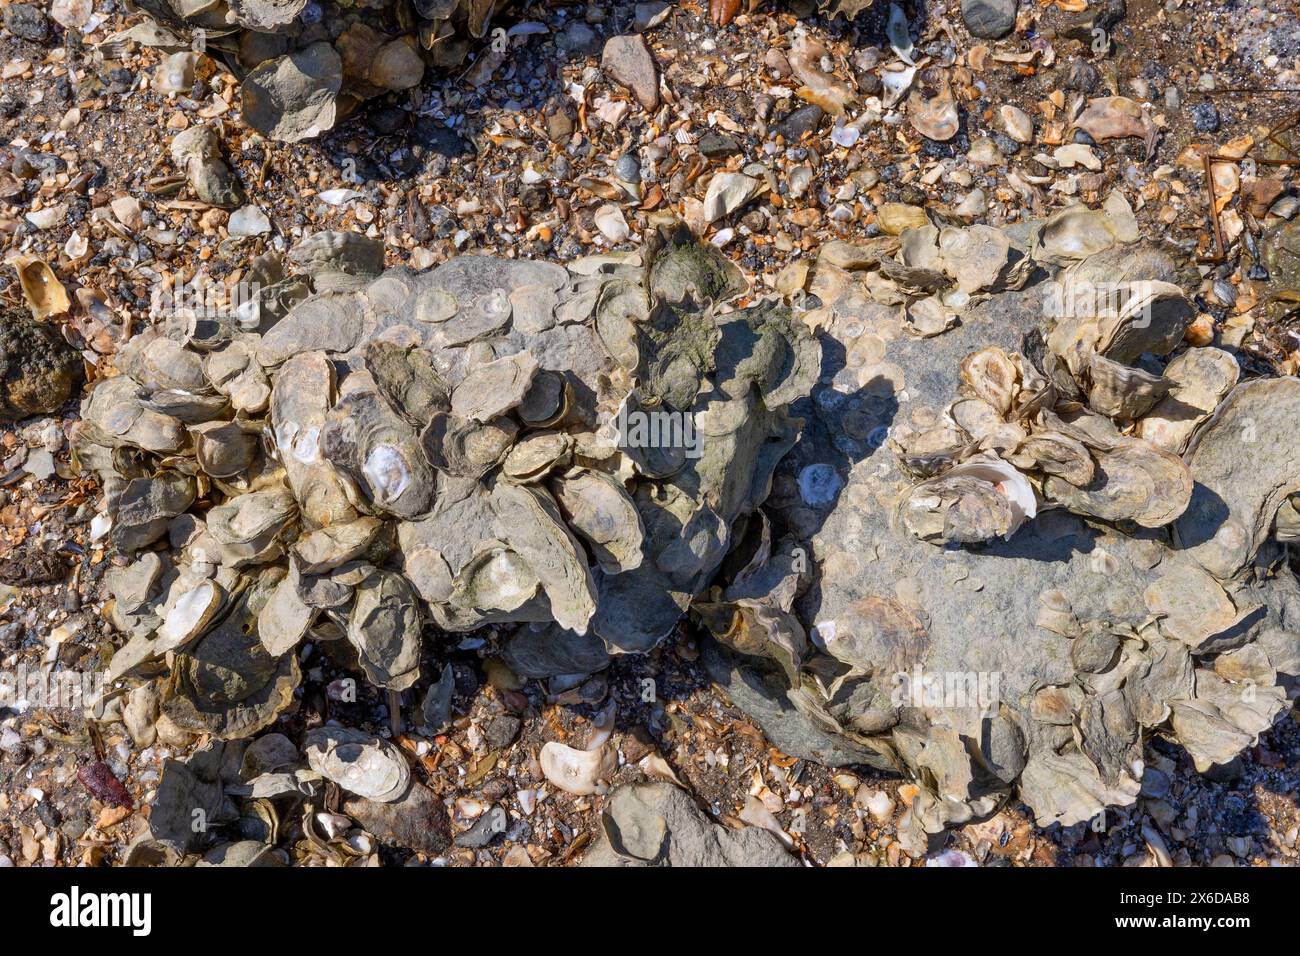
[304,726,410,802]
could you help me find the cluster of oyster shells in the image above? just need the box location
[109,0,509,141]
[698,194,1300,850]
[76,227,820,860]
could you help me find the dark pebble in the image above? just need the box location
[1061,59,1101,93]
[773,104,825,142]
[698,131,741,159]
[1190,102,1220,133]
[412,117,473,158]
[454,804,508,849]
[3,3,49,43]
[367,105,410,136]
[483,714,521,750]
[993,132,1021,155]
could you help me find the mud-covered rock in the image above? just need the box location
[0,306,84,421]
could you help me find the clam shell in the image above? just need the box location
[113,472,196,552]
[163,579,301,740]
[81,377,187,454]
[1174,377,1300,579]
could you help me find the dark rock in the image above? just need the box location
[1062,59,1102,93]
[483,714,521,750]
[343,781,452,856]
[698,131,741,159]
[520,183,549,211]
[774,104,825,142]
[0,548,70,587]
[993,132,1022,155]
[367,105,409,136]
[961,0,1017,39]
[1190,103,1220,133]
[621,725,657,763]
[0,307,84,421]
[105,67,133,95]
[1062,0,1127,42]
[856,71,883,97]
[4,4,50,43]
[11,149,65,180]
[412,117,472,158]
[453,803,507,849]
[406,193,432,243]
[614,153,641,182]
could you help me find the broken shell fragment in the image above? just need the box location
[8,255,70,320]
[539,739,617,796]
[348,570,422,691]
[170,124,242,209]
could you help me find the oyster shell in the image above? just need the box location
[321,375,437,519]
[1043,438,1191,528]
[78,230,828,862]
[304,726,409,802]
[241,43,342,144]
[190,421,257,479]
[162,576,301,740]
[706,205,1300,847]
[113,472,196,552]
[449,351,539,422]
[270,351,358,528]
[900,458,1036,545]
[206,486,298,567]
[1174,377,1300,579]
[491,483,598,634]
[551,470,645,574]
[347,569,422,691]
[502,431,573,483]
